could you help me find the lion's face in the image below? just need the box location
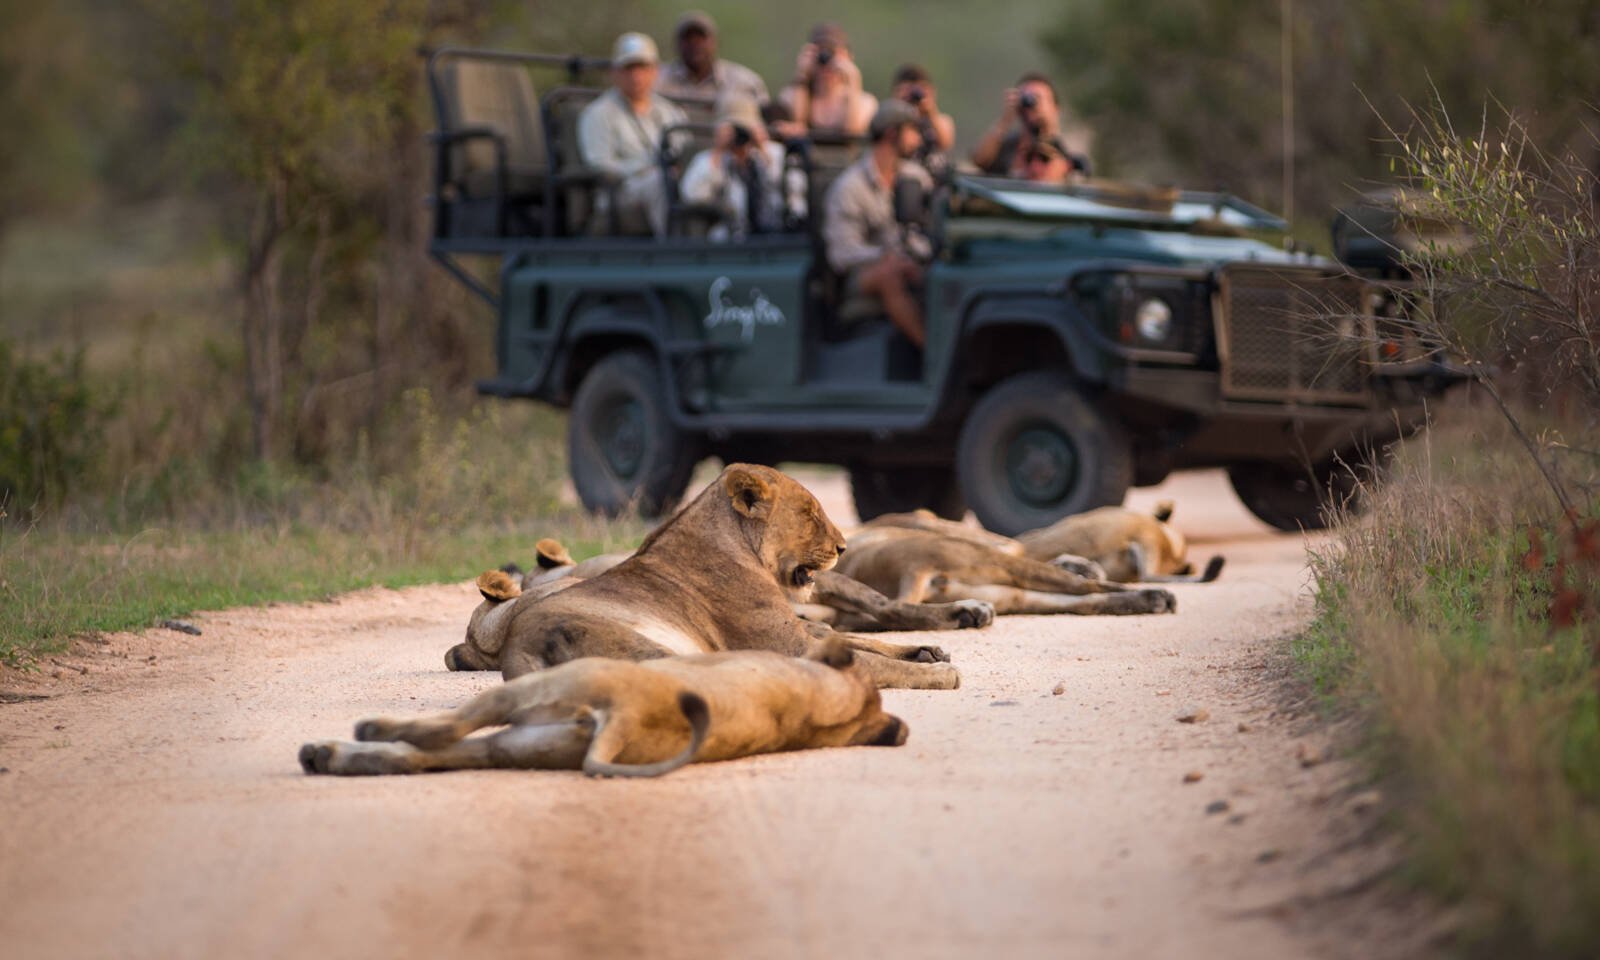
[722,464,847,601]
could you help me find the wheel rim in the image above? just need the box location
[1004,423,1078,508]
[595,394,646,480]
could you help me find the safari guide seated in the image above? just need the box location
[578,32,687,236]
[823,100,932,348]
[678,94,787,239]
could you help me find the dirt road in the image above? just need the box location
[0,470,1373,960]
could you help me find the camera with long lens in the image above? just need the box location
[731,124,752,148]
[1018,90,1039,111]
[906,85,926,105]
[814,44,835,67]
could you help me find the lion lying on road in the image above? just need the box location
[447,464,959,690]
[300,639,906,778]
[1015,502,1224,584]
[867,503,1223,585]
[510,544,997,634]
[836,526,1177,615]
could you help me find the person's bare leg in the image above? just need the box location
[860,256,925,347]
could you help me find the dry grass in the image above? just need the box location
[1300,407,1600,957]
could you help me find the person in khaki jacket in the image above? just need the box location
[822,100,932,348]
[578,32,687,235]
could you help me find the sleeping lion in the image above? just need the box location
[300,638,906,778]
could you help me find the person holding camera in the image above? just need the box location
[823,100,933,348]
[890,64,955,155]
[679,94,787,238]
[777,22,877,137]
[889,63,956,183]
[970,72,1090,180]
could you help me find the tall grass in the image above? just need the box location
[1301,410,1600,957]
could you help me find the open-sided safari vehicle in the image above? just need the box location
[425,47,1465,534]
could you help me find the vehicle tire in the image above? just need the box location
[849,464,966,522]
[1227,459,1362,532]
[568,350,697,517]
[956,372,1133,536]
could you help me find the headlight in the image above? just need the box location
[1134,298,1172,342]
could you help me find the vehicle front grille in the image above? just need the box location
[1215,266,1375,405]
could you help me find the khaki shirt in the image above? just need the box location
[577,88,688,179]
[823,154,930,274]
[656,59,770,106]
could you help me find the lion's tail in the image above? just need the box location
[581,692,710,779]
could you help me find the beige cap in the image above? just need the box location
[676,10,716,36]
[715,94,763,133]
[611,31,660,68]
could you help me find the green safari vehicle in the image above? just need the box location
[425,47,1463,534]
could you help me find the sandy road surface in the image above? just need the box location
[0,470,1380,960]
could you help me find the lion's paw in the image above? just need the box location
[951,599,995,630]
[1141,588,1177,614]
[912,644,952,664]
[300,739,415,776]
[1051,554,1108,580]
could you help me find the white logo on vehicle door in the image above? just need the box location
[703,276,786,342]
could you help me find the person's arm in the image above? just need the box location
[932,112,956,152]
[780,44,818,129]
[970,88,1019,172]
[577,102,628,179]
[678,149,727,206]
[844,92,878,137]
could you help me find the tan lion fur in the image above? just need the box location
[301,639,907,778]
[447,464,960,690]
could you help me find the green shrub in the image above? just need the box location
[0,337,112,514]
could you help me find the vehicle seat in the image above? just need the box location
[544,86,611,235]
[432,59,549,237]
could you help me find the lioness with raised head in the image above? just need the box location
[301,638,907,778]
[447,464,959,690]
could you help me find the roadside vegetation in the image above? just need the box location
[1297,101,1600,957]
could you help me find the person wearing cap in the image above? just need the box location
[777,22,877,137]
[678,93,788,239]
[577,32,688,235]
[970,71,1091,179]
[822,100,933,347]
[655,11,769,107]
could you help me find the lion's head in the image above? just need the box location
[719,464,847,601]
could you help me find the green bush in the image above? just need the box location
[0,337,111,514]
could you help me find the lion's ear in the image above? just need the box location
[724,465,774,520]
[1153,500,1175,523]
[476,570,522,602]
[534,538,574,569]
